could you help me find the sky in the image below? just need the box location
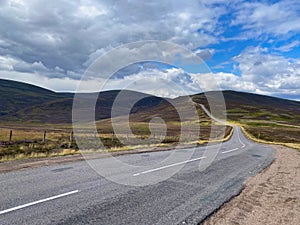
[0,0,299,100]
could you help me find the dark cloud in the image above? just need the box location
[0,0,224,80]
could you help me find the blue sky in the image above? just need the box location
[0,0,299,100]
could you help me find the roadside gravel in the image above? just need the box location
[202,145,300,225]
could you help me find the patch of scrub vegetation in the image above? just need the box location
[244,125,300,144]
[193,90,300,126]
[241,126,300,151]
[226,108,249,113]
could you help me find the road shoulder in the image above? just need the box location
[202,145,300,225]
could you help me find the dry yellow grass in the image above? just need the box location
[0,127,70,142]
[0,122,233,162]
[0,149,79,162]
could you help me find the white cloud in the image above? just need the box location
[232,0,300,37]
[100,67,202,98]
[0,55,16,71]
[0,55,67,78]
[214,47,300,99]
[275,41,300,52]
[75,0,107,18]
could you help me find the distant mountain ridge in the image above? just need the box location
[0,79,299,124]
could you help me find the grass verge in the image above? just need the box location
[0,149,79,163]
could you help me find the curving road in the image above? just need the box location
[0,127,274,225]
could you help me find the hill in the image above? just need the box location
[192,91,300,145]
[1,79,299,126]
[192,90,300,125]
[0,79,166,123]
[0,79,71,117]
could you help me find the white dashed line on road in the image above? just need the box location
[0,190,79,215]
[221,148,239,154]
[133,156,207,176]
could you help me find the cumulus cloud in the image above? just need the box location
[92,67,203,98]
[216,47,300,99]
[232,0,300,38]
[0,0,225,80]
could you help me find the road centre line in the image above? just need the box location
[200,104,246,153]
[221,148,239,154]
[222,129,246,154]
[0,190,79,215]
[133,156,207,176]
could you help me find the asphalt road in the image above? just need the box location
[0,127,274,225]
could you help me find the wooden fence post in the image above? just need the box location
[70,131,73,142]
[69,131,73,148]
[9,130,12,142]
[43,131,47,143]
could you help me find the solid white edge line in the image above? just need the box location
[237,128,246,148]
[133,156,207,176]
[0,190,79,215]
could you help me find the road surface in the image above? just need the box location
[0,127,274,225]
